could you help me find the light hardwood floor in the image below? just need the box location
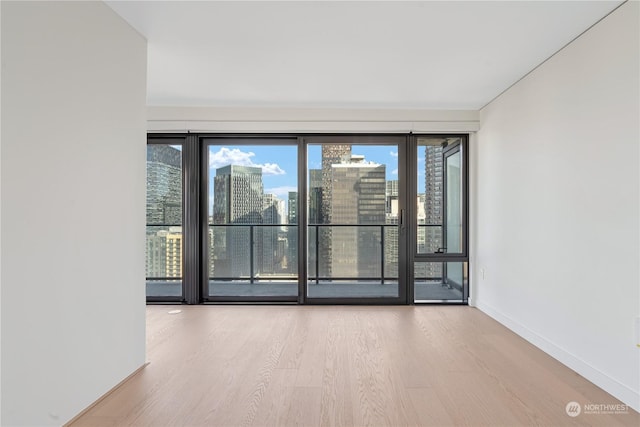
[69,305,639,427]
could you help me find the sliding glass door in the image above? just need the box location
[304,136,407,303]
[203,138,299,302]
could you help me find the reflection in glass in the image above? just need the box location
[146,144,183,297]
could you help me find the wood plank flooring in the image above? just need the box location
[69,305,639,427]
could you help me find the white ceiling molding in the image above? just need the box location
[147,106,480,133]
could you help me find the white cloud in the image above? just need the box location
[261,163,286,176]
[209,147,285,175]
[392,168,398,175]
[390,151,398,157]
[265,186,298,198]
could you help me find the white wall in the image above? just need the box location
[1,2,147,425]
[0,2,3,422]
[474,1,639,411]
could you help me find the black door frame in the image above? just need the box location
[409,134,469,304]
[201,135,300,303]
[300,134,408,305]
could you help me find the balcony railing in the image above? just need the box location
[206,223,448,285]
[147,223,451,284]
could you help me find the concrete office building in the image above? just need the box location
[385,180,399,279]
[318,145,352,278]
[212,165,264,277]
[287,191,298,274]
[328,155,386,278]
[308,169,322,224]
[424,143,444,278]
[261,193,284,274]
[146,145,182,225]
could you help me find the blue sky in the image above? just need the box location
[208,144,425,214]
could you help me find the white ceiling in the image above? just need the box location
[106,1,623,110]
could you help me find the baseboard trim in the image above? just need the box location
[63,362,150,426]
[475,300,640,413]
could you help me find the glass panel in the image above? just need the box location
[416,137,463,255]
[445,151,462,253]
[414,261,467,302]
[146,144,183,297]
[384,225,398,280]
[307,144,399,298]
[207,144,298,298]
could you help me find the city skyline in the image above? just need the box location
[147,142,449,283]
[207,144,417,216]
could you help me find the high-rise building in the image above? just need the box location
[262,193,284,274]
[145,227,182,279]
[385,180,399,279]
[321,145,351,224]
[165,228,183,278]
[287,191,298,274]
[417,193,427,252]
[212,165,264,278]
[386,180,399,215]
[318,145,351,278]
[424,143,444,278]
[329,154,386,278]
[145,231,167,278]
[213,165,264,224]
[308,169,322,224]
[146,145,182,225]
[146,145,183,279]
[424,144,443,227]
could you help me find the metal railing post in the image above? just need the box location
[315,225,320,285]
[249,225,254,284]
[380,225,385,284]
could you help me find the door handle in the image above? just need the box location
[435,247,447,254]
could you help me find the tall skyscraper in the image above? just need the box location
[146,145,182,279]
[146,145,182,225]
[318,145,351,278]
[213,165,264,224]
[212,165,264,277]
[424,143,444,278]
[386,180,399,215]
[262,193,284,274]
[321,145,352,224]
[308,169,322,224]
[425,144,443,227]
[287,191,298,274]
[385,180,399,279]
[417,193,427,252]
[328,154,386,278]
